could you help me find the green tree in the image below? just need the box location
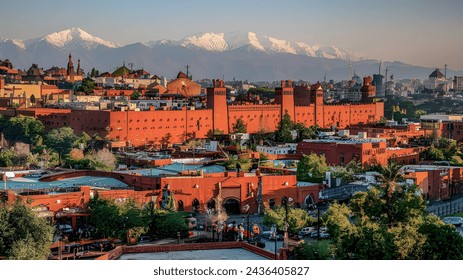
[324,162,463,259]
[294,240,335,260]
[44,127,78,164]
[89,68,100,78]
[419,218,463,259]
[0,149,14,167]
[88,196,149,241]
[374,161,406,227]
[77,77,96,94]
[297,153,329,183]
[1,115,45,146]
[87,196,121,239]
[74,132,91,150]
[263,206,314,235]
[149,210,189,239]
[130,91,141,100]
[232,118,247,133]
[0,201,54,259]
[275,112,295,143]
[378,116,388,126]
[295,123,318,141]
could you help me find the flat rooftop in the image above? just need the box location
[6,176,128,190]
[118,248,268,260]
[301,137,385,144]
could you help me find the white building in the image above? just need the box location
[424,69,453,91]
[256,143,297,155]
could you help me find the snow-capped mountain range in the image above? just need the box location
[1,27,460,81]
[149,31,355,60]
[3,28,355,60]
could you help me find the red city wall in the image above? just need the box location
[0,78,384,147]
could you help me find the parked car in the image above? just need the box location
[442,216,463,226]
[260,231,283,240]
[298,227,316,237]
[138,235,151,243]
[57,224,73,234]
[310,227,330,239]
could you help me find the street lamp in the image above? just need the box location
[271,224,277,260]
[281,197,293,246]
[242,204,250,243]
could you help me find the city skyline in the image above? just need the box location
[1,0,463,70]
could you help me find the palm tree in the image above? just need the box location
[374,161,405,227]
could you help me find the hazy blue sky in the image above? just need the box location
[1,0,463,69]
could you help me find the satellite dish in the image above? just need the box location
[242,204,250,213]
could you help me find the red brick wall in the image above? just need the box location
[228,105,280,133]
[297,141,388,167]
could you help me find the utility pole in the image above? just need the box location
[445,64,448,93]
[385,67,389,96]
[257,175,262,215]
[185,65,190,79]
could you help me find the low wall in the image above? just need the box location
[97,242,276,260]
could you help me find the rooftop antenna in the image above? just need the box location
[185,65,190,78]
[348,60,353,81]
[324,72,327,83]
[385,66,389,96]
[444,64,448,92]
[347,60,352,98]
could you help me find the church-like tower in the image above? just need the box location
[67,52,75,82]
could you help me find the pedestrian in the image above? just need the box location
[238,224,244,241]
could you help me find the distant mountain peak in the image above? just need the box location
[29,27,118,49]
[180,32,228,52]
[0,37,25,49]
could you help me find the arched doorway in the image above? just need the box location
[206,199,216,213]
[304,194,315,209]
[177,200,184,212]
[281,196,288,206]
[268,198,276,208]
[222,198,240,214]
[192,198,200,212]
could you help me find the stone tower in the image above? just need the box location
[207,79,229,134]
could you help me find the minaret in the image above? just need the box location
[67,52,75,82]
[76,58,82,76]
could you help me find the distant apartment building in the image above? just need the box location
[424,68,453,91]
[454,76,463,92]
[403,165,463,200]
[420,114,463,142]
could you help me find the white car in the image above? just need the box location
[442,216,463,226]
[298,227,316,237]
